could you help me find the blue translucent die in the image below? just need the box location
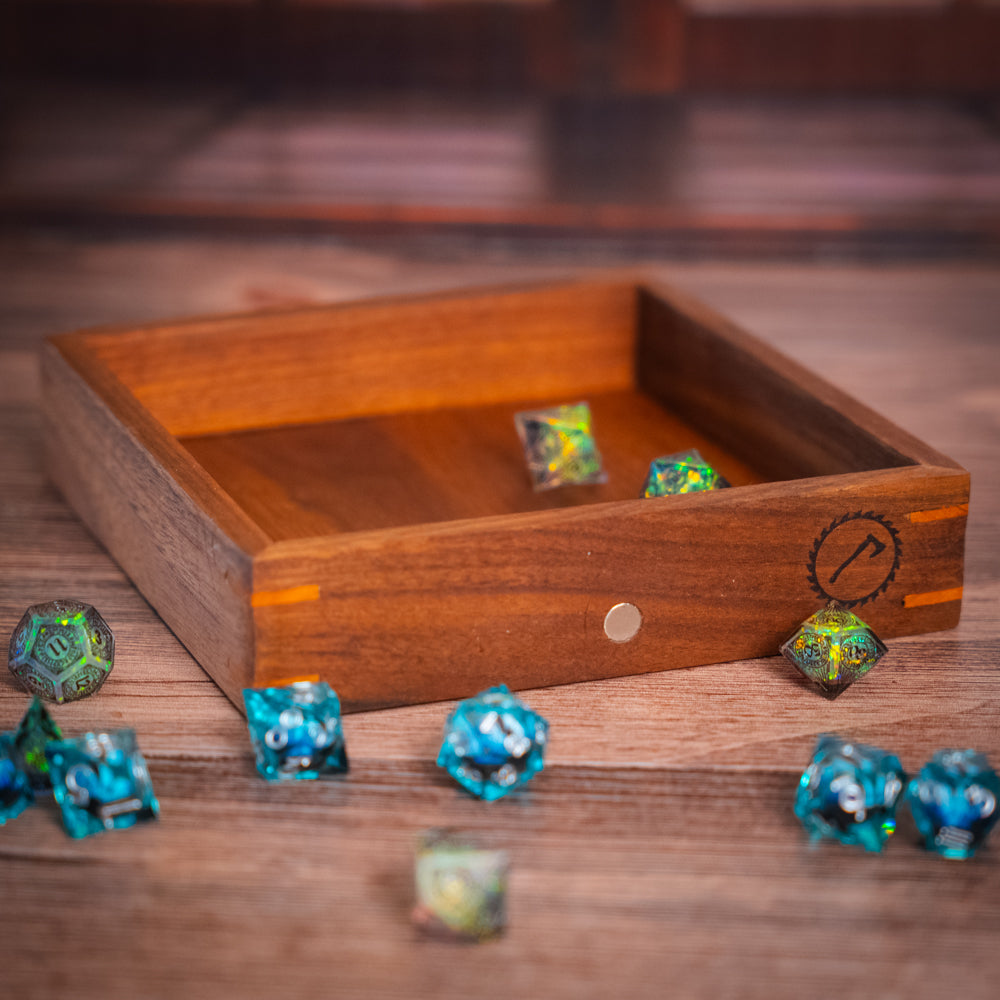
[906,750,1000,860]
[794,735,905,852]
[0,733,34,825]
[513,402,606,491]
[641,449,730,498]
[45,730,159,839]
[243,682,348,782]
[437,685,548,801]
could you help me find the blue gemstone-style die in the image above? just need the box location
[45,729,159,839]
[243,682,349,782]
[437,685,548,801]
[794,734,905,852]
[0,733,34,825]
[906,749,999,860]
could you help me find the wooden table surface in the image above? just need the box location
[1,233,998,999]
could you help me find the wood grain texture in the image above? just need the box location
[85,279,636,437]
[1,233,999,1000]
[40,338,267,705]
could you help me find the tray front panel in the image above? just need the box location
[252,466,968,712]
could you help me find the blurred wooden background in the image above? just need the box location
[4,0,1000,94]
[2,1,999,253]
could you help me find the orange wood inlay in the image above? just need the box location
[263,674,321,687]
[903,586,964,609]
[908,503,969,523]
[251,584,320,608]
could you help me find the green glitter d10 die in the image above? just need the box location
[412,829,509,941]
[641,449,730,498]
[780,602,887,695]
[8,600,114,704]
[514,401,606,491]
[13,697,63,791]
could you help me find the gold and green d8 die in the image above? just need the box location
[8,600,114,704]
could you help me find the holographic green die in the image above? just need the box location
[8,600,114,704]
[641,449,730,497]
[780,602,887,695]
[13,697,63,791]
[514,402,606,491]
[412,830,509,941]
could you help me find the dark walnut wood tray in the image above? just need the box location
[41,278,969,712]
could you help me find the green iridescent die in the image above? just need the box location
[641,449,730,498]
[514,402,606,491]
[8,600,114,704]
[13,697,63,791]
[780,602,888,695]
[412,830,509,941]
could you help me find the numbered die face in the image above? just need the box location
[513,402,606,491]
[642,449,731,498]
[8,600,114,704]
[907,750,1000,860]
[45,730,159,839]
[794,735,905,852]
[437,685,549,801]
[242,682,349,782]
[0,734,34,826]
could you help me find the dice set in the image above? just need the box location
[795,735,999,859]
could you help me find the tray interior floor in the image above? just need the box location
[180,388,768,541]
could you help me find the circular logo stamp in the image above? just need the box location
[807,511,902,608]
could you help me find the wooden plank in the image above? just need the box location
[252,464,967,711]
[86,279,637,437]
[40,338,267,706]
[48,274,968,712]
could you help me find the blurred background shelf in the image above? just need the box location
[4,0,999,94]
[3,85,998,257]
[2,0,999,256]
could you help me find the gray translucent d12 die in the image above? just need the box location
[8,600,114,704]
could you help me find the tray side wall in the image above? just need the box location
[84,279,638,437]
[252,465,968,713]
[637,282,961,481]
[41,340,262,707]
